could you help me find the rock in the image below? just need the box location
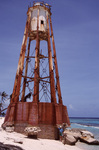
[0,127,2,131]
[2,121,14,130]
[62,128,81,145]
[63,129,81,140]
[80,136,99,145]
[81,130,94,138]
[14,139,23,144]
[62,128,99,146]
[62,134,77,145]
[79,130,99,145]
[24,127,41,137]
[5,126,14,132]
[0,142,24,150]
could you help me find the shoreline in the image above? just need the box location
[0,117,84,150]
[71,122,99,128]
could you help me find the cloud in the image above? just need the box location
[69,104,75,110]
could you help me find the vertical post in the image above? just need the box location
[50,17,63,104]
[33,8,40,102]
[11,12,31,103]
[46,12,56,103]
[21,39,31,102]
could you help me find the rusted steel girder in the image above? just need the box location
[21,39,31,102]
[33,8,40,102]
[46,12,56,104]
[11,12,31,103]
[50,17,63,105]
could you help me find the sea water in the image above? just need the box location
[70,117,99,150]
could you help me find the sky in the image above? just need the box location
[0,0,99,117]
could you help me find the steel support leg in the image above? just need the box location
[33,8,40,102]
[46,13,56,103]
[50,17,63,104]
[21,39,31,102]
[11,13,31,103]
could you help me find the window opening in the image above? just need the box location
[41,20,44,25]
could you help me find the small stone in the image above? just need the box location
[0,128,2,131]
[14,139,23,144]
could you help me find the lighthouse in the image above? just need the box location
[3,2,70,139]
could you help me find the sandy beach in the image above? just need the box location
[0,117,84,150]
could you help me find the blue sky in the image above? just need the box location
[0,0,99,117]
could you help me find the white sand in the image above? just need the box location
[0,117,84,150]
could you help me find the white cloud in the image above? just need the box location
[69,104,75,110]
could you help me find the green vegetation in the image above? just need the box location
[0,91,8,116]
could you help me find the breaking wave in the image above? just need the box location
[71,122,99,129]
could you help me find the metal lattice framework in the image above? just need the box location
[20,41,52,103]
[10,2,63,104]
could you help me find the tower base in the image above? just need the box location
[2,102,70,139]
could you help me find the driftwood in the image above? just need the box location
[0,142,24,150]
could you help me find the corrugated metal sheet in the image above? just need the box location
[31,7,47,32]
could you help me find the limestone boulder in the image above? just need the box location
[5,127,14,132]
[62,128,99,146]
[62,134,77,145]
[81,130,94,138]
[80,136,99,145]
[2,121,14,130]
[63,129,81,140]
[24,127,41,136]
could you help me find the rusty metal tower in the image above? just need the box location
[3,2,70,139]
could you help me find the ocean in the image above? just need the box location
[70,117,99,150]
